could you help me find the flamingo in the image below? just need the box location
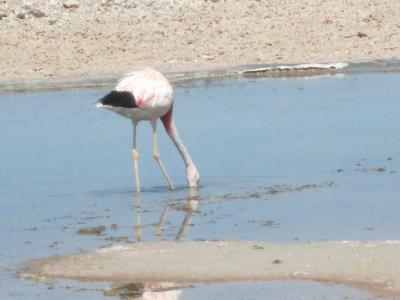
[96,68,199,193]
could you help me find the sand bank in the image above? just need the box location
[1,0,400,86]
[23,240,400,299]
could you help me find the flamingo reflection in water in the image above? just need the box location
[106,188,199,299]
[135,188,199,242]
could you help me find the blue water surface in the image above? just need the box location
[0,72,399,299]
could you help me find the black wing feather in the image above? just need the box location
[99,91,138,108]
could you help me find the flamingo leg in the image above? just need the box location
[135,194,142,241]
[131,121,141,193]
[151,120,175,190]
[156,200,170,241]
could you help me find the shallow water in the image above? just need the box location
[0,72,399,299]
[105,280,385,300]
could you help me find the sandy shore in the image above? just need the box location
[1,0,400,84]
[23,240,400,299]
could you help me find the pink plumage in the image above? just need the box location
[97,68,199,192]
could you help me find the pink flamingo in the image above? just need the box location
[96,68,199,193]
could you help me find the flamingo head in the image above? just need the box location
[186,165,200,188]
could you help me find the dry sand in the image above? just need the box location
[23,240,400,299]
[1,0,400,85]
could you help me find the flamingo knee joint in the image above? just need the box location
[131,149,139,160]
[153,153,160,161]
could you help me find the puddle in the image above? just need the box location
[0,72,399,299]
[105,280,386,300]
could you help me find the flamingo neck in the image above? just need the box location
[161,109,199,186]
[161,113,194,167]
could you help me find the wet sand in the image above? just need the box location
[23,240,400,299]
[1,0,400,85]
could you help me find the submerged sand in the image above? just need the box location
[1,0,400,84]
[23,240,400,299]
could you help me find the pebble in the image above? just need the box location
[63,1,80,9]
[16,12,26,19]
[28,9,46,18]
[0,9,8,20]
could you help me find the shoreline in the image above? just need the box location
[22,240,400,299]
[2,59,400,93]
[2,0,400,93]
